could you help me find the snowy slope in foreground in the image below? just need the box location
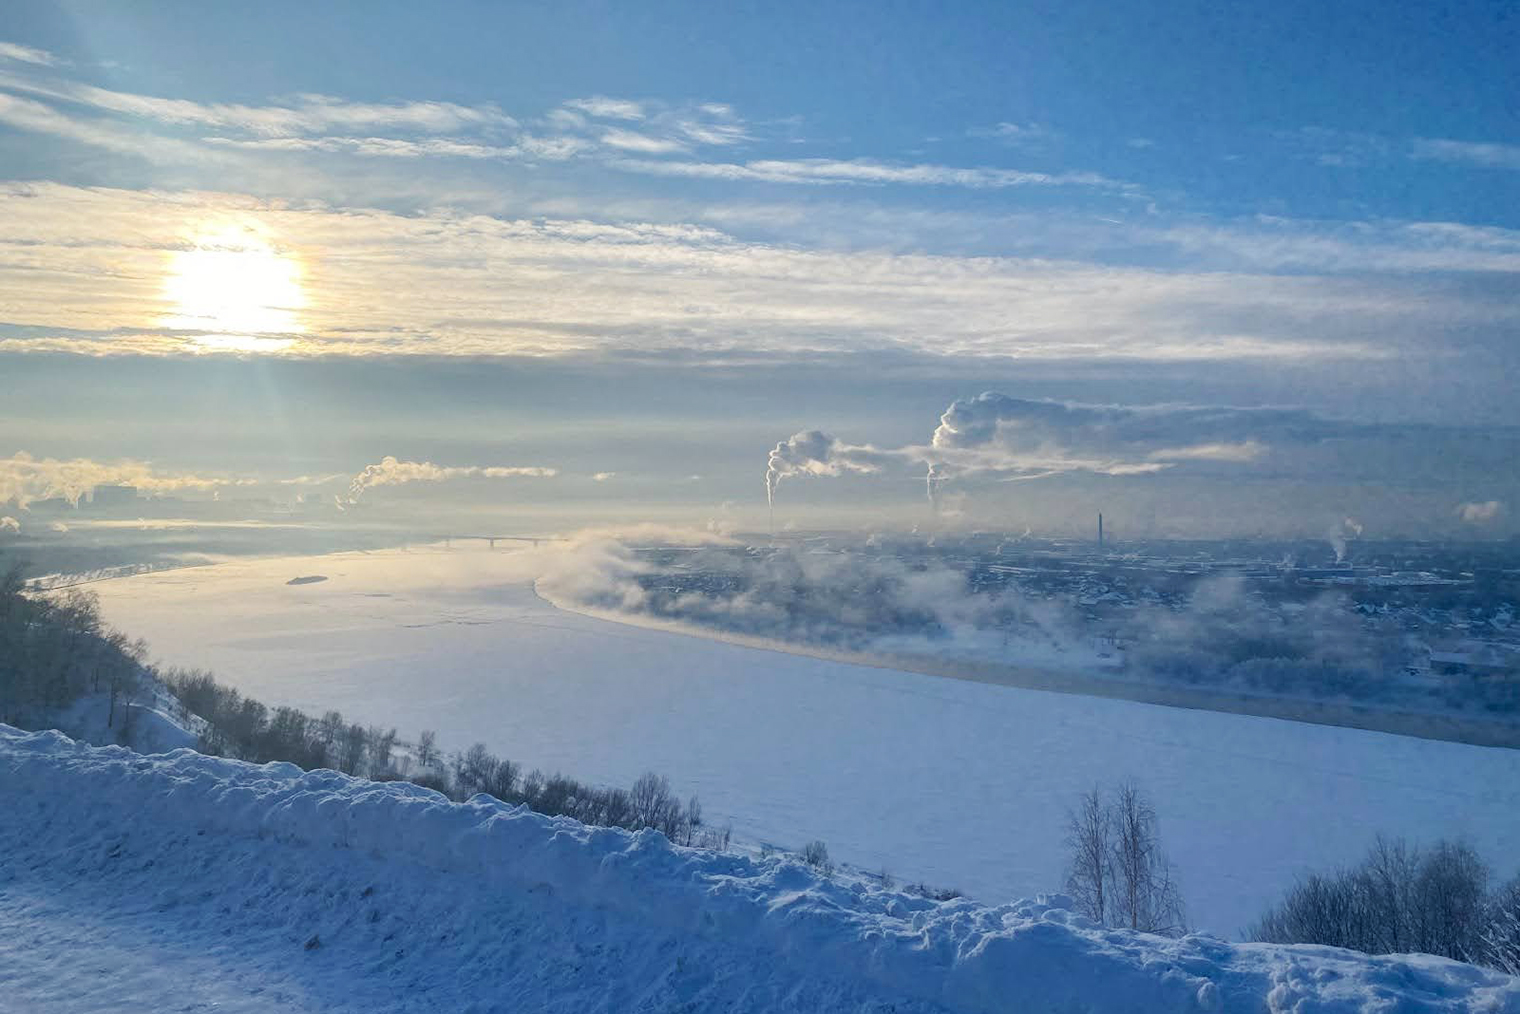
[3,727,1515,1014]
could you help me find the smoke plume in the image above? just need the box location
[1457,500,1503,523]
[764,431,899,507]
[765,391,1358,515]
[344,456,558,504]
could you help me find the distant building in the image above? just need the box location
[1428,642,1519,681]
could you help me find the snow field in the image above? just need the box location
[2,726,1517,1013]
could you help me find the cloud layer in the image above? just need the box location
[0,451,254,508]
[6,182,1514,365]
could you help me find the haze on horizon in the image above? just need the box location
[2,1,1518,539]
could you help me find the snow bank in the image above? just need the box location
[3,726,1515,1014]
[44,684,198,754]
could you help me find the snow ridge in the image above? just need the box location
[2,725,1516,1014]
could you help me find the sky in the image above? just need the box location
[1,0,1518,538]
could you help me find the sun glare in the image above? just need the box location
[163,223,305,351]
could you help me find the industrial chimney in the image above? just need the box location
[1098,512,1104,550]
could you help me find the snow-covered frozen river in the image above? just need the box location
[93,545,1520,936]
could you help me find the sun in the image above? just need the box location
[163,223,306,351]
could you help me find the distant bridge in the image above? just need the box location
[436,534,567,549]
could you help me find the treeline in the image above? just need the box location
[159,668,730,849]
[0,564,145,737]
[1250,836,1520,972]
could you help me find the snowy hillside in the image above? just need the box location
[41,680,199,755]
[91,546,1520,934]
[3,726,1516,1014]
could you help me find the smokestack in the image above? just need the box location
[1098,512,1104,549]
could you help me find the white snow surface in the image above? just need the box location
[45,683,199,754]
[2,726,1516,1014]
[91,545,1520,936]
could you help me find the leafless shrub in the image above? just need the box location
[696,824,733,852]
[1252,836,1490,962]
[800,839,833,874]
[1483,877,1520,975]
[905,882,964,901]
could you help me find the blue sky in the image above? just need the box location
[1,1,1517,537]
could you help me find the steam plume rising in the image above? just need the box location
[1458,500,1503,523]
[344,456,558,504]
[765,390,1363,516]
[764,432,896,508]
[1328,517,1364,562]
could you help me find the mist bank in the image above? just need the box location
[544,587,1520,749]
[528,532,1520,747]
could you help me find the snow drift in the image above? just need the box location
[2,726,1515,1014]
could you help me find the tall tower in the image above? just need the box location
[1098,512,1104,550]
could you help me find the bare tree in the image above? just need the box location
[1110,783,1187,935]
[1065,787,1112,925]
[630,772,677,833]
[107,638,146,731]
[1063,783,1186,935]
[337,723,368,775]
[368,726,398,773]
[481,755,519,801]
[455,742,498,796]
[415,729,439,769]
[318,711,344,751]
[1411,840,1489,960]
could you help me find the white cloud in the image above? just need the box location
[1412,138,1520,171]
[592,472,618,482]
[0,41,61,66]
[0,70,516,136]
[1146,441,1266,462]
[564,96,646,121]
[0,515,18,533]
[0,92,215,162]
[1152,217,1520,273]
[553,96,752,152]
[0,451,255,508]
[202,134,587,161]
[613,157,1126,191]
[968,122,1054,147]
[598,128,688,154]
[673,117,749,147]
[0,183,1502,364]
